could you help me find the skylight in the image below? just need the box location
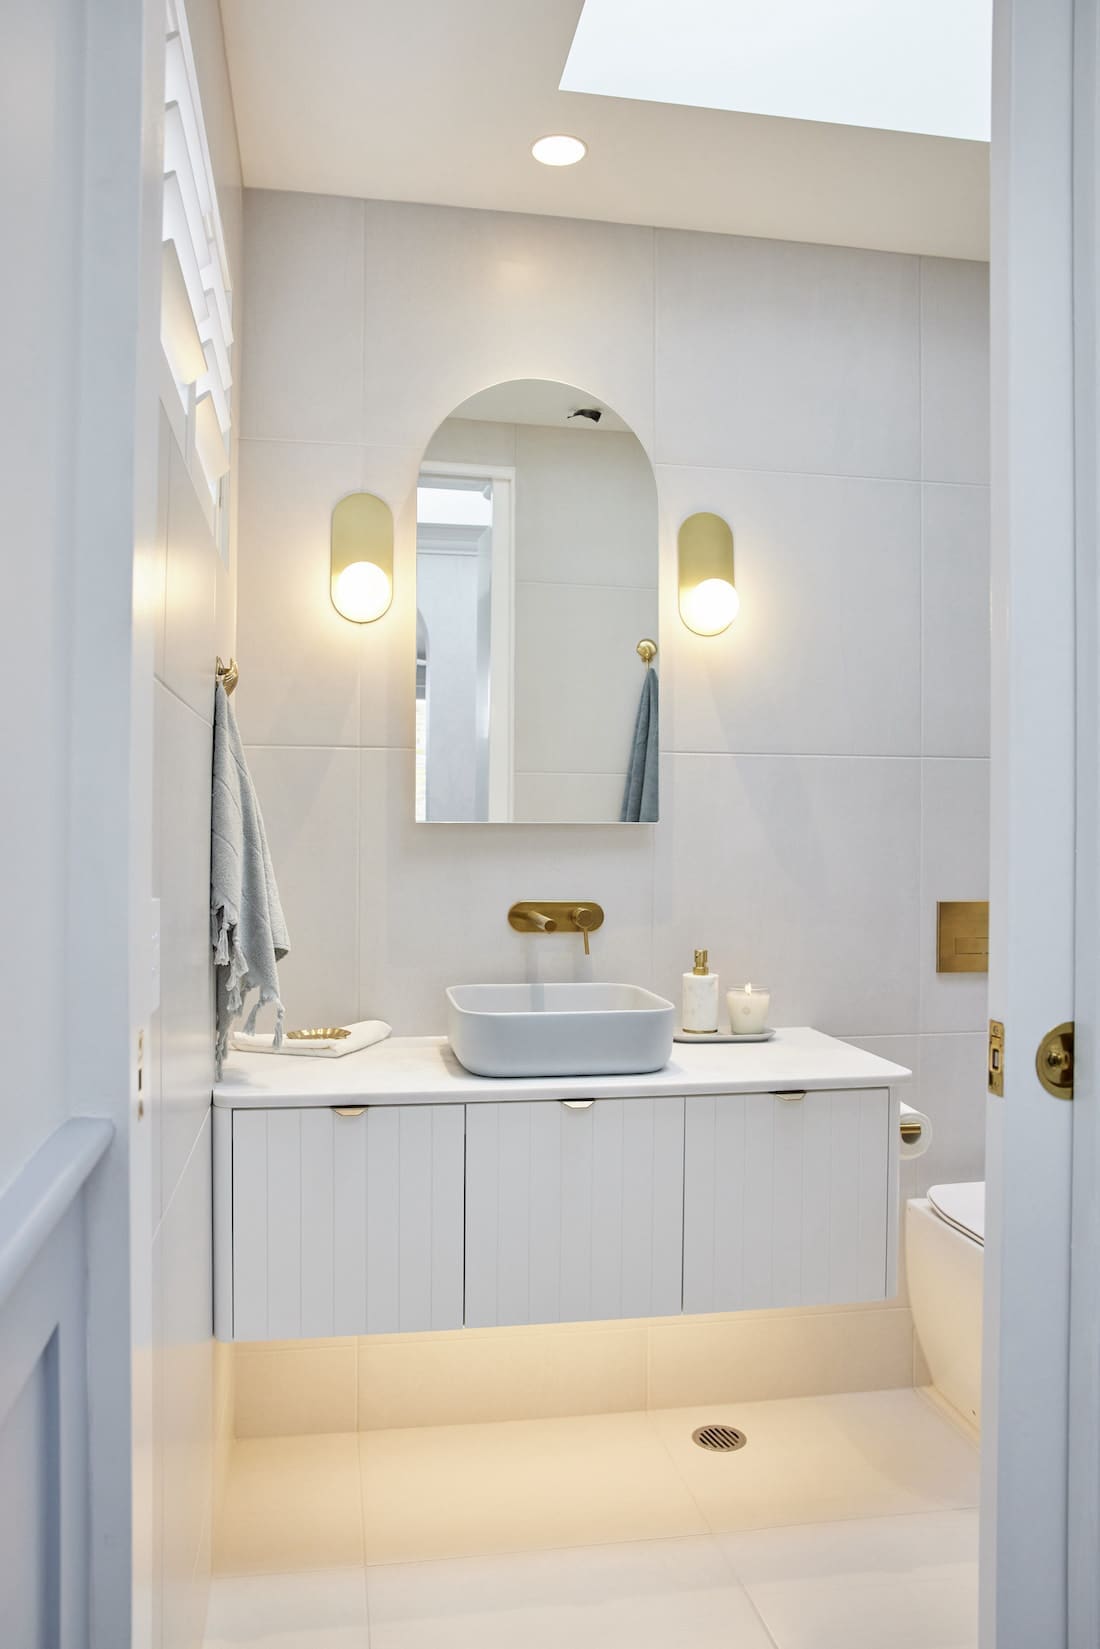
[560,0,991,143]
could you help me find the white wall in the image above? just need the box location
[229,190,988,1432]
[236,195,989,1213]
[147,4,242,1645]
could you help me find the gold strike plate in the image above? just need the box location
[1036,1022,1074,1099]
[937,901,990,974]
[988,1019,1005,1096]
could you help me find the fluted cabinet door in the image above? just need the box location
[231,1104,464,1340]
[464,1096,685,1327]
[682,1088,894,1313]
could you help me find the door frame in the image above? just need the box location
[1069,0,1100,1638]
[984,0,1100,1642]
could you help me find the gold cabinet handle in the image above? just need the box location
[772,1091,807,1101]
[332,1106,367,1117]
[562,1099,595,1109]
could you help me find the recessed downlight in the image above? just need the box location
[531,134,587,166]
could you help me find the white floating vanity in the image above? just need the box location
[212,1028,910,1342]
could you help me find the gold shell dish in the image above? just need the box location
[285,1027,351,1041]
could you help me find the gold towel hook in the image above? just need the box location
[636,638,657,669]
[216,657,239,695]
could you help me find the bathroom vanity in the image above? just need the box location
[211,1028,909,1342]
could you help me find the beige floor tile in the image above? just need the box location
[215,1435,365,1575]
[360,1411,707,1564]
[204,1569,370,1647]
[365,1536,776,1648]
[722,1509,978,1649]
[648,1389,979,1533]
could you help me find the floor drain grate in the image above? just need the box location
[692,1424,747,1453]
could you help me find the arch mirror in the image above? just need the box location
[415,379,659,823]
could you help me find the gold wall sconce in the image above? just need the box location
[331,492,394,623]
[678,512,739,635]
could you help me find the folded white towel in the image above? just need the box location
[232,1019,392,1058]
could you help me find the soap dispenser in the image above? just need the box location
[682,949,719,1032]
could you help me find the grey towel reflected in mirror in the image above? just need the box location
[621,669,659,822]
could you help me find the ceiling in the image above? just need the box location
[219,0,989,260]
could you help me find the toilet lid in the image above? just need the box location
[928,1181,985,1245]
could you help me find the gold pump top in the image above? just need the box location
[693,949,710,975]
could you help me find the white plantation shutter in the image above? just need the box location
[160,0,233,548]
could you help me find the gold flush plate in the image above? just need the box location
[937,901,989,973]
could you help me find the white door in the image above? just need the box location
[464,1097,685,1326]
[983,0,1100,1641]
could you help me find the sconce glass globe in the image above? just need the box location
[680,577,740,636]
[332,559,392,623]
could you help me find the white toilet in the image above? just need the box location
[905,1181,984,1432]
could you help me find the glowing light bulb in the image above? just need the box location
[332,560,391,623]
[680,577,740,636]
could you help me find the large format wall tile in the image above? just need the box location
[513,424,658,589]
[241,190,365,444]
[361,201,656,453]
[358,1326,648,1431]
[513,581,659,775]
[922,483,991,757]
[656,466,921,756]
[156,684,215,1221]
[646,1307,914,1409]
[233,191,992,1312]
[655,231,920,477]
[920,759,990,1034]
[652,753,921,1035]
[245,745,361,1031]
[235,438,420,748]
[905,1033,988,1199]
[163,435,218,722]
[358,750,655,1032]
[920,257,990,485]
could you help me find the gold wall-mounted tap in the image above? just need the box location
[508,902,605,954]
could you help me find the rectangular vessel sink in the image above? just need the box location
[446,982,676,1079]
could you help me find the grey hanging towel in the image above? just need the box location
[211,681,290,1074]
[621,668,659,822]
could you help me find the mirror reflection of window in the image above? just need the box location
[415,381,658,824]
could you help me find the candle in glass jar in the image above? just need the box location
[727,982,770,1034]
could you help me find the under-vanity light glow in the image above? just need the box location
[680,577,740,636]
[531,134,588,166]
[332,560,392,624]
[562,0,992,142]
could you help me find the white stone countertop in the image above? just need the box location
[212,1026,912,1109]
